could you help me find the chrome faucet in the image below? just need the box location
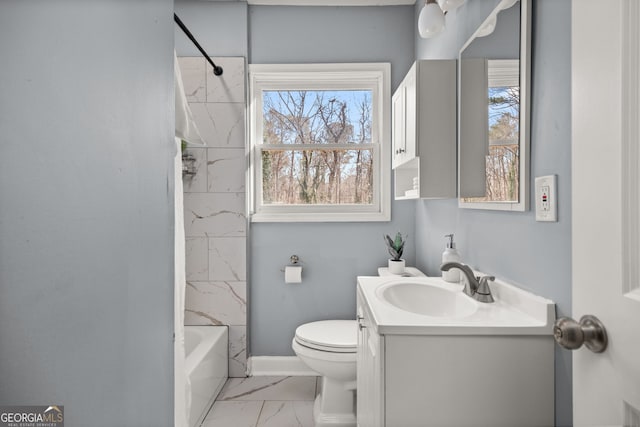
[440,262,495,303]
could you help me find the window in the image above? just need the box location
[249,63,390,222]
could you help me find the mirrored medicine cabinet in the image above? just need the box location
[458,0,531,211]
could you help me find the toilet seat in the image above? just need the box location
[292,339,357,364]
[294,320,357,353]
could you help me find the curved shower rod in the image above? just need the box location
[174,13,223,76]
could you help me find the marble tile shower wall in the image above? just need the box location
[179,57,247,377]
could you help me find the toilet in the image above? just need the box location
[292,319,357,427]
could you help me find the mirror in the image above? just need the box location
[458,0,531,211]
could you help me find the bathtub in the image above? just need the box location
[185,326,228,427]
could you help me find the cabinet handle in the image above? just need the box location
[358,322,367,331]
[398,148,405,153]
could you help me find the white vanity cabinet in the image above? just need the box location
[391,60,456,200]
[356,289,384,427]
[356,280,555,427]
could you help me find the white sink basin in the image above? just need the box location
[358,275,556,335]
[377,281,477,318]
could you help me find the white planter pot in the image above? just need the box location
[388,259,406,275]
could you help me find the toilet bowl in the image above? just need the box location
[292,320,357,427]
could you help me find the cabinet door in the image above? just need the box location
[357,300,384,427]
[356,304,372,427]
[367,329,383,427]
[391,86,406,169]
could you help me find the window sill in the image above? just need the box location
[250,211,390,223]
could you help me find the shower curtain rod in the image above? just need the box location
[174,13,223,76]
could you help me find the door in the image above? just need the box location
[572,0,640,425]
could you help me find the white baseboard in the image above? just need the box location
[248,356,318,376]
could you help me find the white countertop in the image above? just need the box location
[357,275,555,336]
[377,266,426,277]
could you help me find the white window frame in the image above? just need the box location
[248,63,391,223]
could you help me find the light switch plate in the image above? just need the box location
[535,175,557,222]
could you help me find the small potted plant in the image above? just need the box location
[384,232,406,274]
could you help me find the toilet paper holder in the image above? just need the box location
[280,255,301,271]
[282,255,303,283]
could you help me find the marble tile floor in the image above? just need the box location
[201,376,320,427]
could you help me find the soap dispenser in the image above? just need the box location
[442,234,461,283]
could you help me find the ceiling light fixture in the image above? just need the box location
[437,0,465,14]
[418,0,445,39]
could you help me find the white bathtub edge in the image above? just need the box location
[248,356,319,376]
[185,326,228,427]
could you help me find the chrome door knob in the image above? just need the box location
[553,315,608,353]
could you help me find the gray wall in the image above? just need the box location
[250,5,415,90]
[415,1,572,426]
[0,2,175,426]
[249,5,416,356]
[174,1,248,57]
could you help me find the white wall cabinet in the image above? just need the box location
[356,288,554,427]
[391,60,456,200]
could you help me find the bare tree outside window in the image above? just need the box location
[261,90,374,205]
[463,85,520,203]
